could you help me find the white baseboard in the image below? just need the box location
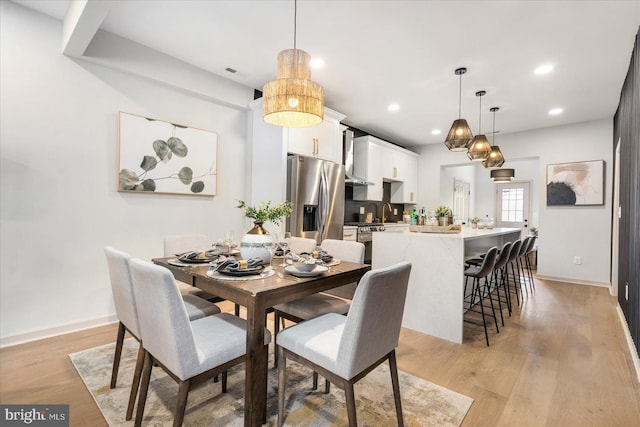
[535,274,609,288]
[617,304,640,383]
[0,315,118,348]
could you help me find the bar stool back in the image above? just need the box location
[464,246,499,346]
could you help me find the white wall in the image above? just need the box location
[0,3,255,343]
[411,118,613,286]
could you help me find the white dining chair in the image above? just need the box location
[273,239,365,373]
[164,234,240,314]
[129,258,272,427]
[286,236,317,254]
[276,261,412,427]
[103,247,221,421]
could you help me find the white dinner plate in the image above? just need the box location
[284,265,328,277]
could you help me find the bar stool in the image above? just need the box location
[464,246,499,346]
[523,235,538,291]
[515,236,532,296]
[505,239,523,307]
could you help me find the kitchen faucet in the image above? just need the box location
[382,202,393,224]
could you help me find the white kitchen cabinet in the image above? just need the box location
[352,135,419,203]
[286,108,345,164]
[390,150,418,204]
[353,139,384,201]
[247,99,346,208]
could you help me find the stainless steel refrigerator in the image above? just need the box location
[287,155,345,244]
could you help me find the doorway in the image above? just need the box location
[495,181,532,236]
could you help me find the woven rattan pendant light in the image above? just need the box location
[483,107,506,168]
[467,91,492,161]
[444,67,474,151]
[262,0,324,127]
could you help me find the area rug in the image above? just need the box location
[69,338,472,426]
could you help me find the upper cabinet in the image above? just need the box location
[352,135,419,203]
[286,108,345,164]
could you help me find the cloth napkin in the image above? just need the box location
[209,257,263,272]
[177,250,219,261]
[287,250,333,264]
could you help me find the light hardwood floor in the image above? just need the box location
[1,276,639,426]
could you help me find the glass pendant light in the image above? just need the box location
[467,91,492,161]
[263,0,324,127]
[483,107,506,168]
[444,67,474,151]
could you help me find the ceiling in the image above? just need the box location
[13,0,640,148]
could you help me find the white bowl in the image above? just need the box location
[293,261,317,272]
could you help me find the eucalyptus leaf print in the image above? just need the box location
[118,112,217,196]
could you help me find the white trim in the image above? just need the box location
[617,304,640,383]
[535,274,609,288]
[0,315,118,348]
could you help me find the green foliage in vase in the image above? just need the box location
[435,205,453,218]
[119,133,206,193]
[470,217,480,224]
[236,200,294,225]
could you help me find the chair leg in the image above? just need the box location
[312,371,318,390]
[277,346,286,427]
[222,370,228,393]
[134,351,153,427]
[110,321,126,389]
[508,261,521,306]
[325,378,330,394]
[174,379,191,427]
[344,381,358,427]
[274,311,281,368]
[126,342,145,420]
[389,351,404,427]
[475,278,490,346]
[234,303,240,317]
[491,271,505,326]
[484,277,500,334]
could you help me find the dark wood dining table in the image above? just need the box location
[152,257,371,427]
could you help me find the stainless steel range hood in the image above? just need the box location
[344,129,374,186]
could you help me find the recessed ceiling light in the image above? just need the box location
[431,129,442,135]
[548,107,563,115]
[310,58,324,68]
[535,64,554,75]
[388,104,400,112]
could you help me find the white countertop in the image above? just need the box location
[404,226,520,240]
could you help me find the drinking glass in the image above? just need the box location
[224,231,235,254]
[263,236,276,268]
[279,232,291,266]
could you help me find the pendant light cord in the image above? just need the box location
[478,95,482,133]
[458,73,462,119]
[293,0,297,50]
[492,109,496,145]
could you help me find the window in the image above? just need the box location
[501,188,524,222]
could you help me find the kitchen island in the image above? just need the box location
[372,227,521,343]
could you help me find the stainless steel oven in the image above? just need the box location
[345,223,385,264]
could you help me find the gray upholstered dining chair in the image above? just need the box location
[129,258,272,427]
[103,247,221,421]
[272,239,365,372]
[276,261,412,427]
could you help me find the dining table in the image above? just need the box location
[152,256,371,427]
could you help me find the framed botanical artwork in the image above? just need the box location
[546,160,604,206]
[117,112,217,196]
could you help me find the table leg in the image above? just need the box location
[244,297,268,427]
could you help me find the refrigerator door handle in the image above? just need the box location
[318,164,329,241]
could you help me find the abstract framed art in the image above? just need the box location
[117,112,217,196]
[546,160,604,206]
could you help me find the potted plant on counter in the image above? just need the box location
[236,200,293,261]
[435,205,453,226]
[530,226,539,236]
[470,217,480,229]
